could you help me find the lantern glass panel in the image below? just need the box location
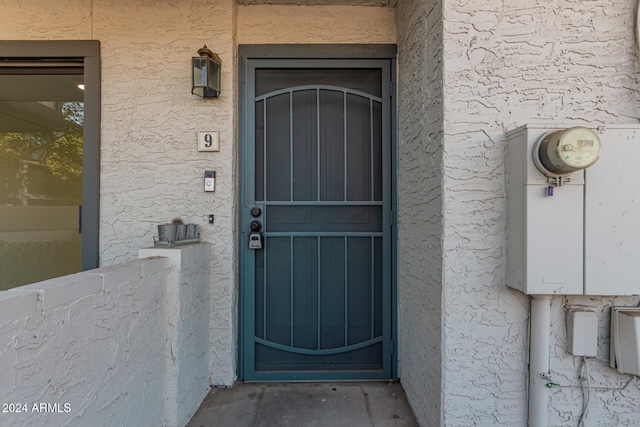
[192,56,220,98]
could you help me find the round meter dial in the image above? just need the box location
[536,127,602,176]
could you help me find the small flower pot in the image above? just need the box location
[176,224,187,241]
[158,224,178,242]
[187,224,199,240]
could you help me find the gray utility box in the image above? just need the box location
[506,124,640,296]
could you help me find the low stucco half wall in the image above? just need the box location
[0,243,211,427]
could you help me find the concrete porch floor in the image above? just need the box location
[187,382,419,427]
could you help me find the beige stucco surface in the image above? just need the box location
[237,5,396,44]
[5,0,640,425]
[0,0,239,386]
[0,0,397,390]
[93,0,239,386]
[237,0,396,5]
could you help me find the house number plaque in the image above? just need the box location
[198,131,220,152]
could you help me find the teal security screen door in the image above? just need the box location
[241,56,394,381]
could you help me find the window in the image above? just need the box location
[0,41,100,290]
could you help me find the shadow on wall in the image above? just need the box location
[0,243,212,426]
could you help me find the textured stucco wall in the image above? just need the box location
[0,0,239,386]
[237,5,396,44]
[441,0,640,425]
[0,0,91,39]
[8,0,640,424]
[139,244,212,427]
[93,0,239,386]
[543,295,640,426]
[396,0,444,425]
[0,0,397,389]
[0,245,212,427]
[237,0,396,5]
[0,258,169,426]
[396,0,640,425]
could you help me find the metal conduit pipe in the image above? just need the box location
[528,295,552,427]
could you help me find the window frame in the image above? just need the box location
[0,40,101,270]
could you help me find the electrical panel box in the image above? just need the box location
[506,124,640,296]
[584,126,640,295]
[506,124,585,295]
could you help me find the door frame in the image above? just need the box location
[238,44,398,380]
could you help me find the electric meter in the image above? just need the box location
[533,127,602,177]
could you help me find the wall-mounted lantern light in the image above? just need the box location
[192,45,221,98]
